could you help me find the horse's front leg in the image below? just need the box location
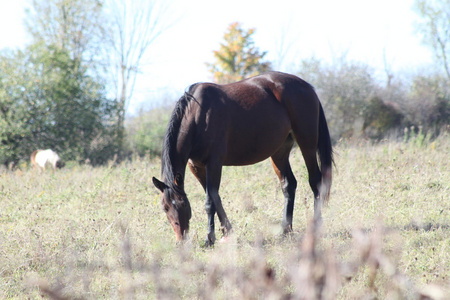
[206,162,232,244]
[206,187,232,238]
[188,161,217,246]
[205,195,216,246]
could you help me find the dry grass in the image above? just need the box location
[0,134,448,299]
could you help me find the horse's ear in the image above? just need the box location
[152,177,166,193]
[175,173,183,187]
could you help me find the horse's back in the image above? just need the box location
[214,72,320,118]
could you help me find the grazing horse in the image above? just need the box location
[152,72,333,245]
[31,149,64,171]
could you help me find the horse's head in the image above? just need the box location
[152,175,192,242]
[56,160,65,169]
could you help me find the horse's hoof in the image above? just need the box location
[282,227,293,236]
[203,240,214,247]
[203,235,215,247]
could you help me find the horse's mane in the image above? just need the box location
[161,84,199,195]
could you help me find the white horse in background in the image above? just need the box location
[31,149,64,171]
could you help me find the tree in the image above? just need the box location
[26,0,104,64]
[207,22,272,84]
[27,0,174,158]
[406,74,449,134]
[414,0,450,79]
[0,43,116,167]
[101,0,174,155]
[0,50,30,167]
[33,43,116,163]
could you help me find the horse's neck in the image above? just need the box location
[165,153,186,180]
[165,125,195,181]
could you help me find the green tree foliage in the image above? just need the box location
[207,22,271,84]
[414,0,450,79]
[1,0,173,166]
[0,50,31,167]
[0,43,116,167]
[26,0,173,158]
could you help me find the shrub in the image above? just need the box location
[297,58,378,141]
[362,97,405,139]
[126,106,172,158]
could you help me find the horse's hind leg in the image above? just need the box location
[295,139,323,222]
[271,134,297,234]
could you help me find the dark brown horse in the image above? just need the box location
[153,71,333,245]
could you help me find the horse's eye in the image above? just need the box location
[163,205,169,212]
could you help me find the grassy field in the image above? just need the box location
[0,134,449,299]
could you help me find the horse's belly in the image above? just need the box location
[222,120,291,166]
[223,145,286,166]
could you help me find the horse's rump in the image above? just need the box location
[30,149,42,169]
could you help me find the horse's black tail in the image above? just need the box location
[317,102,333,204]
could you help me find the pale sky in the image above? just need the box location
[0,0,433,115]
